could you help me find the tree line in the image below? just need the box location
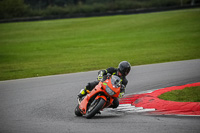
[0,0,199,19]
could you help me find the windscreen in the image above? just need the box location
[111,75,121,88]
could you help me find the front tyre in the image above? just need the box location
[85,98,105,119]
[75,105,83,116]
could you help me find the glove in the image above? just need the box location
[118,92,125,98]
[97,70,104,81]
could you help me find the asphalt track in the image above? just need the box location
[0,59,200,133]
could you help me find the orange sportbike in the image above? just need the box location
[74,75,122,119]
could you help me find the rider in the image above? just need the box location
[78,61,131,108]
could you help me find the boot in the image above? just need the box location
[78,89,87,98]
[77,89,87,104]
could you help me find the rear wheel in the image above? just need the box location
[85,98,105,119]
[74,105,82,116]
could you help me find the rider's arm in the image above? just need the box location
[119,78,128,98]
[106,67,117,75]
[97,67,117,81]
[118,85,125,98]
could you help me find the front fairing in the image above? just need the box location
[102,78,121,98]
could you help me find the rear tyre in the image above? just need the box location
[75,105,83,116]
[85,98,105,119]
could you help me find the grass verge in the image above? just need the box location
[158,86,200,102]
[0,8,200,80]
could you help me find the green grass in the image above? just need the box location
[0,8,200,80]
[158,86,200,102]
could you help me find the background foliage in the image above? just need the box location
[0,0,199,19]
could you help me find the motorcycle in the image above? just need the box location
[74,75,122,119]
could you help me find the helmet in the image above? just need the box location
[118,61,131,76]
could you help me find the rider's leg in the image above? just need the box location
[78,81,99,98]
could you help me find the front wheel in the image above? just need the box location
[85,98,105,119]
[75,105,83,116]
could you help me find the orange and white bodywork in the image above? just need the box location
[78,75,121,115]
